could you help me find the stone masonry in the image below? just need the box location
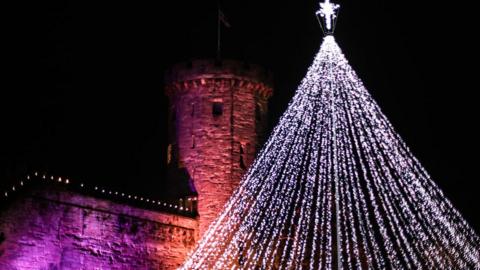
[0,59,273,270]
[0,186,198,270]
[165,59,273,237]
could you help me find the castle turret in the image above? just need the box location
[165,59,273,237]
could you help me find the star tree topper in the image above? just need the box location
[316,0,340,35]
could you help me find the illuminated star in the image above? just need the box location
[317,0,340,31]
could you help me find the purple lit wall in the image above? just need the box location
[0,59,273,269]
[0,187,198,270]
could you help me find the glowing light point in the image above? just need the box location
[316,0,340,35]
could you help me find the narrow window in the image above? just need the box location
[212,102,223,117]
[240,156,246,170]
[167,144,172,164]
[191,103,195,117]
[239,143,246,169]
[191,135,196,149]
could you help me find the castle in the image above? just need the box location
[0,59,273,269]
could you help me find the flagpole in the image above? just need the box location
[217,1,221,60]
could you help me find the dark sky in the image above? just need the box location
[2,1,479,229]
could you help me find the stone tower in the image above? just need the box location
[165,59,273,237]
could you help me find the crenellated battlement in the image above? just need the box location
[165,59,273,99]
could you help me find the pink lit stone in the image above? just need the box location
[165,59,273,237]
[0,59,273,270]
[0,187,198,269]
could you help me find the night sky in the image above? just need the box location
[2,1,479,230]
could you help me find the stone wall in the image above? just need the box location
[0,187,198,270]
[165,59,273,237]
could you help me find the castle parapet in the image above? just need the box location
[165,59,273,99]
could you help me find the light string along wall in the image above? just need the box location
[2,171,196,215]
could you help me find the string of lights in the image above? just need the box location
[179,8,480,267]
[2,171,196,214]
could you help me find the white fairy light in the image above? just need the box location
[180,35,479,270]
[3,172,181,215]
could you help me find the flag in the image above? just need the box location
[219,9,231,28]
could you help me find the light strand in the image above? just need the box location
[180,36,480,269]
